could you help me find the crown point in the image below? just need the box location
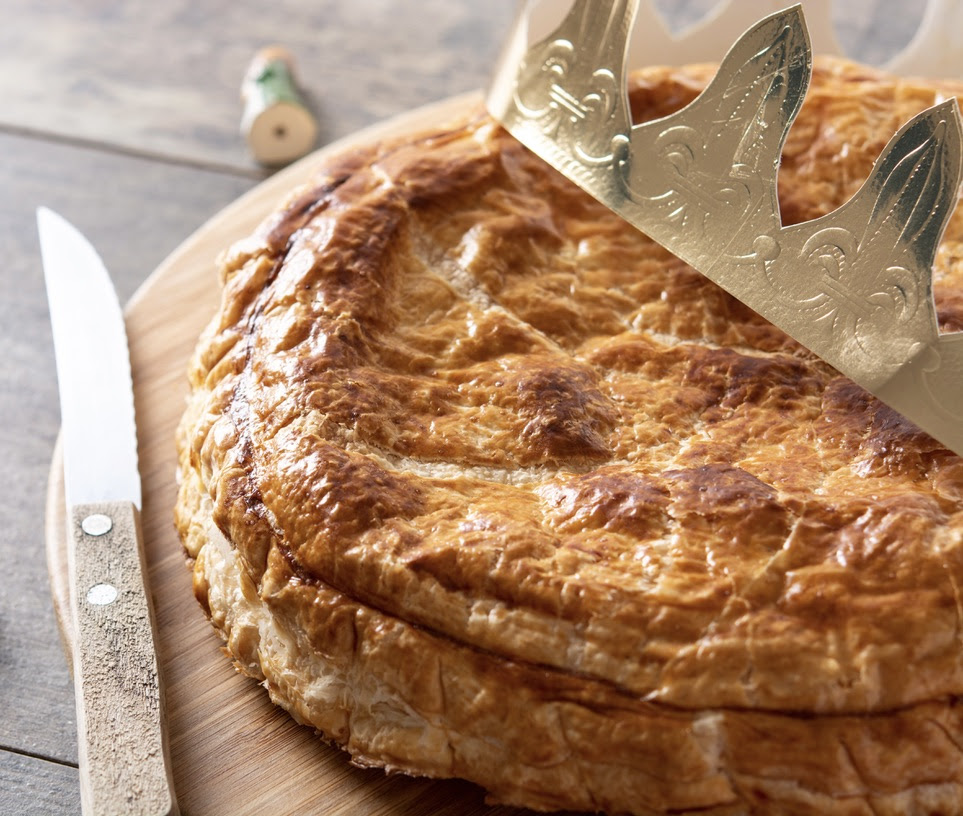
[488,0,963,457]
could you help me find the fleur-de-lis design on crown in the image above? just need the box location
[512,0,634,165]
[487,0,963,457]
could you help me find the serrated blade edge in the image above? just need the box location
[38,207,142,509]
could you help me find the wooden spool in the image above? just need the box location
[241,46,318,166]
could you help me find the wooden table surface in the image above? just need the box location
[0,1,921,813]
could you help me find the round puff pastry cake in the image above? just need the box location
[175,57,963,815]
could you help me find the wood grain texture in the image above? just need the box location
[67,501,177,816]
[46,95,563,816]
[0,129,254,772]
[0,0,515,172]
[0,0,923,177]
[0,751,79,816]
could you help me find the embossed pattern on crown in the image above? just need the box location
[512,0,633,165]
[487,0,963,456]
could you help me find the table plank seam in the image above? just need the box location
[0,745,78,771]
[0,120,268,180]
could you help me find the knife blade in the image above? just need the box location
[38,207,178,816]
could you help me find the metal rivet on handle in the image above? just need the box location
[81,514,112,536]
[86,583,119,606]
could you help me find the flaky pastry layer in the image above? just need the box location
[176,58,963,814]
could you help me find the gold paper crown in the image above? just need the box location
[486,1,963,457]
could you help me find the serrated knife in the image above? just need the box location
[38,207,178,816]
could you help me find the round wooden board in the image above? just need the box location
[44,92,537,816]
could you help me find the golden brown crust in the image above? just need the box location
[176,56,963,814]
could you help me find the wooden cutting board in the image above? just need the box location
[44,92,545,816]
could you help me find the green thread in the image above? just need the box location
[252,60,304,108]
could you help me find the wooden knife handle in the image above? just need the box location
[67,500,178,816]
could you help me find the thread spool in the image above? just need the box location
[241,46,318,166]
